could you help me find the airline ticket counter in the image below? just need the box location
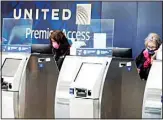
[1,52,59,118]
[55,56,146,118]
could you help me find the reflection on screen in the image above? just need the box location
[75,63,103,88]
[2,58,22,77]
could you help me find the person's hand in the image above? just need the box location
[137,68,140,73]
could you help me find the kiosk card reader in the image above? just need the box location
[1,52,30,118]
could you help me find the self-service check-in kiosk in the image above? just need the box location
[55,53,146,118]
[69,57,109,118]
[1,52,30,118]
[142,47,162,118]
[1,44,59,118]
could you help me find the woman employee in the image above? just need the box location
[49,30,70,70]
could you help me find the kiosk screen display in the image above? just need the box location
[75,63,103,88]
[2,58,22,77]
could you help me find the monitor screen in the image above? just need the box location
[2,58,22,77]
[112,47,132,58]
[31,44,52,54]
[74,63,103,88]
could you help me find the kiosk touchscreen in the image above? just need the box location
[2,58,21,77]
[71,62,105,97]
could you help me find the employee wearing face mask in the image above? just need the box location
[49,30,70,71]
[135,33,161,80]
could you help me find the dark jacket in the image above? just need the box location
[135,49,152,80]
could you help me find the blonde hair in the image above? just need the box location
[144,33,161,49]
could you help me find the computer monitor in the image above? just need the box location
[112,47,132,58]
[74,63,103,86]
[31,44,52,54]
[2,58,22,77]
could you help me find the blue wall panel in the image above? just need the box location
[101,2,138,57]
[134,2,162,58]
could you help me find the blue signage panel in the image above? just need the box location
[1,1,101,44]
[2,18,33,53]
[76,48,112,56]
[76,19,114,56]
[2,45,31,53]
